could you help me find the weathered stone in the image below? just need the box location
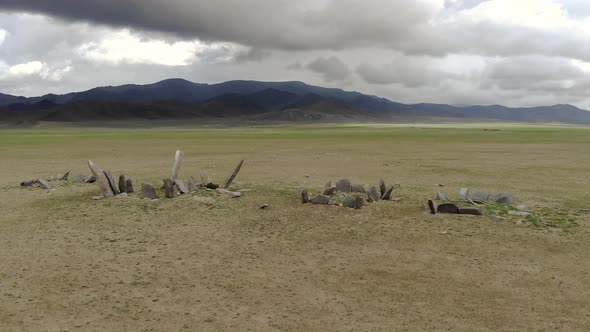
[311,195,330,205]
[87,161,113,197]
[490,193,514,204]
[84,175,96,184]
[188,176,200,192]
[322,186,337,196]
[174,179,190,194]
[125,178,134,193]
[458,188,469,200]
[436,192,448,201]
[20,180,35,187]
[163,179,176,198]
[37,179,51,190]
[468,189,491,202]
[71,173,86,183]
[216,188,241,198]
[103,171,120,195]
[222,159,245,189]
[301,189,310,204]
[170,150,183,182]
[343,195,365,209]
[437,203,459,214]
[458,207,483,216]
[381,187,394,200]
[351,184,366,193]
[367,186,380,202]
[379,180,387,197]
[428,200,436,214]
[118,175,128,194]
[141,183,158,199]
[335,179,352,193]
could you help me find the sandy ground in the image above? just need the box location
[1,125,589,331]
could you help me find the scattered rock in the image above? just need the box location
[437,203,459,214]
[458,188,469,200]
[71,173,86,183]
[20,180,35,187]
[436,192,448,200]
[343,196,365,209]
[188,176,200,192]
[163,179,176,198]
[87,161,113,197]
[37,179,51,190]
[381,186,394,200]
[259,204,269,209]
[335,179,352,193]
[351,184,366,193]
[458,207,483,216]
[322,186,337,196]
[468,189,491,202]
[367,186,380,202]
[428,200,436,214]
[103,171,120,195]
[508,211,531,217]
[141,183,158,200]
[174,179,190,194]
[490,193,514,204]
[301,189,310,204]
[216,188,241,198]
[379,179,387,197]
[310,195,330,205]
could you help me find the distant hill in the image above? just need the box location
[1,79,590,125]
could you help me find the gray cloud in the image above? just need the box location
[305,56,351,82]
[356,56,457,87]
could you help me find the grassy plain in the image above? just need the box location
[1,123,590,331]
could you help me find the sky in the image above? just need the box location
[1,0,590,109]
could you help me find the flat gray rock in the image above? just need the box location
[71,173,86,183]
[20,180,35,187]
[301,189,310,204]
[188,176,200,192]
[351,184,366,193]
[311,195,331,205]
[437,203,459,214]
[141,183,158,199]
[343,195,365,209]
[37,179,51,190]
[367,186,380,202]
[468,189,491,202]
[490,193,514,204]
[103,171,120,195]
[436,192,448,200]
[458,207,483,215]
[458,188,469,200]
[174,179,190,194]
[322,186,337,196]
[335,179,352,193]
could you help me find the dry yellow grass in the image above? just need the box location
[1,124,589,331]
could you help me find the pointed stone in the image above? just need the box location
[59,172,70,181]
[379,179,387,197]
[174,179,190,194]
[37,179,51,190]
[103,171,120,195]
[188,176,200,192]
[163,179,176,198]
[87,161,113,197]
[322,186,337,196]
[301,189,310,204]
[170,150,183,182]
[222,159,244,189]
[141,183,158,199]
[367,186,380,202]
[381,186,394,200]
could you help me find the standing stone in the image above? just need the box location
[322,186,337,196]
[351,184,366,193]
[171,150,183,182]
[367,186,380,202]
[174,179,190,194]
[222,159,244,189]
[311,195,330,205]
[458,207,483,216]
[125,178,134,193]
[343,196,365,209]
[468,189,491,202]
[458,188,469,200]
[118,175,128,194]
[437,203,459,214]
[59,172,70,181]
[436,192,448,201]
[381,187,394,200]
[87,161,113,197]
[20,180,35,187]
[379,180,387,197]
[301,189,310,204]
[335,179,352,193]
[490,193,514,204]
[141,183,158,199]
[163,179,176,198]
[428,200,437,214]
[103,171,120,195]
[188,176,200,192]
[71,173,86,183]
[37,179,51,190]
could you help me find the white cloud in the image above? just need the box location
[0,29,6,46]
[7,61,44,77]
[1,61,72,81]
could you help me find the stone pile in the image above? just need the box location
[19,171,71,190]
[302,178,399,210]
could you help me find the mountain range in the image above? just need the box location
[1,78,589,125]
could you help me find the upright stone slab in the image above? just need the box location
[103,171,120,195]
[171,150,183,182]
[37,179,51,190]
[125,177,134,193]
[174,179,190,194]
[118,175,128,194]
[381,187,394,200]
[188,176,200,192]
[428,200,437,214]
[141,183,158,199]
[351,184,366,193]
[367,186,380,202]
[379,180,387,197]
[163,179,176,198]
[335,179,352,193]
[468,189,491,202]
[301,189,310,204]
[490,193,514,204]
[222,159,244,189]
[87,160,113,197]
[458,188,469,200]
[437,203,459,214]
